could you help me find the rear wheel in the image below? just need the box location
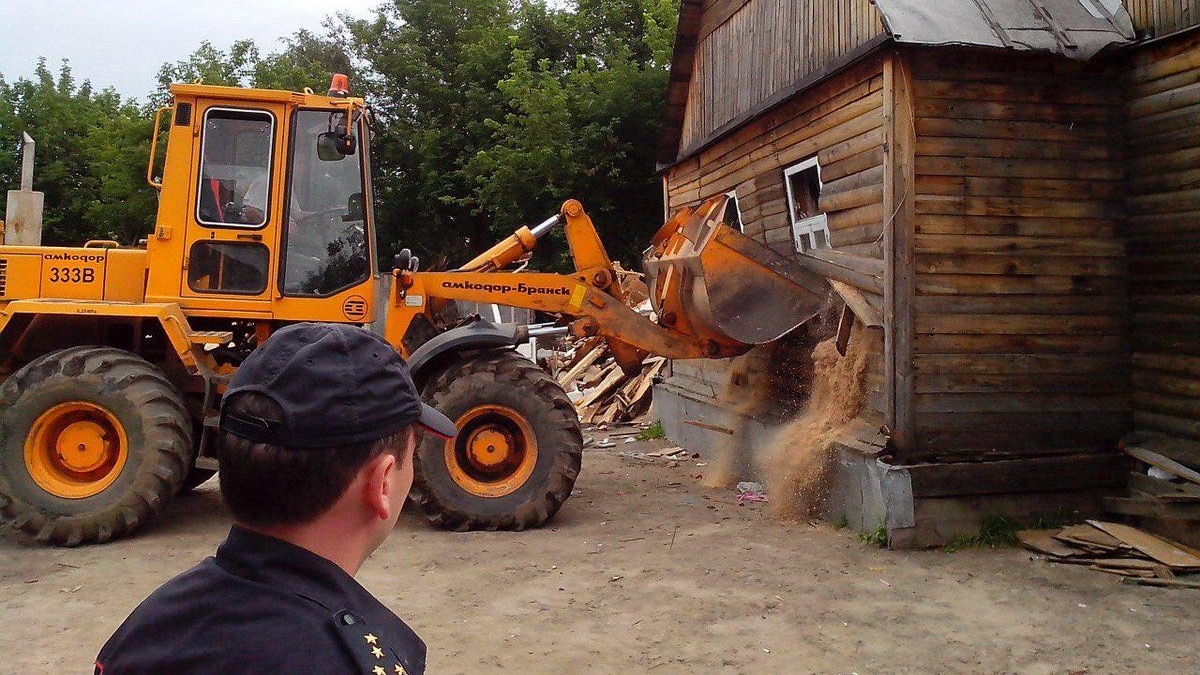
[0,347,192,545]
[413,351,582,531]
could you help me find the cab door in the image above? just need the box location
[270,107,376,324]
[178,102,284,316]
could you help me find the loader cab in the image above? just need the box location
[144,80,377,324]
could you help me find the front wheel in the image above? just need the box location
[413,351,582,531]
[0,347,192,545]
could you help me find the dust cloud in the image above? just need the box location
[763,329,874,519]
[700,348,768,489]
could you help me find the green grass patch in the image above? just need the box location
[942,514,1020,553]
[636,421,666,441]
[859,521,888,547]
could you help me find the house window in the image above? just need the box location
[784,157,830,252]
[721,191,744,232]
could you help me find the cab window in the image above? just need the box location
[196,108,275,228]
[281,109,370,296]
[188,242,269,294]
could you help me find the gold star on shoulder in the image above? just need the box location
[394,664,408,675]
[372,666,386,675]
[371,646,385,659]
[363,633,379,645]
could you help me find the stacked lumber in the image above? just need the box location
[548,265,662,425]
[1018,521,1200,581]
[1103,445,1200,522]
[555,337,667,426]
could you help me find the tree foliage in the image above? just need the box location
[348,0,678,268]
[0,61,155,245]
[2,0,678,270]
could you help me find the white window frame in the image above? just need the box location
[783,157,830,253]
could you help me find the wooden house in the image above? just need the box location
[652,0,1200,546]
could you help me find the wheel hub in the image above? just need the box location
[466,428,515,471]
[55,420,111,473]
[445,405,539,498]
[25,402,129,499]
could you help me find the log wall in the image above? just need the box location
[665,55,889,419]
[1126,0,1200,38]
[1124,29,1200,458]
[907,49,1130,461]
[679,0,885,155]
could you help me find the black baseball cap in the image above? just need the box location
[219,323,457,448]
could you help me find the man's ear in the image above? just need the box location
[363,452,398,521]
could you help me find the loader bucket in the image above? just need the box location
[642,195,830,351]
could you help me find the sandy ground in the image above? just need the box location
[1,437,1198,674]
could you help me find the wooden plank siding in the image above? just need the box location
[1124,28,1200,456]
[905,49,1130,461]
[679,0,885,153]
[664,55,889,417]
[1126,0,1200,39]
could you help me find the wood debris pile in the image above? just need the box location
[617,446,696,466]
[552,336,666,425]
[1018,520,1200,586]
[548,265,666,425]
[1103,445,1200,523]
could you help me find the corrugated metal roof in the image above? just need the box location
[872,0,1135,60]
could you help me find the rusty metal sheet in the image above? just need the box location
[873,0,1135,60]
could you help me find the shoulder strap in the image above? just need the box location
[331,609,419,675]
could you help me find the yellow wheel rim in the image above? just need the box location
[445,405,538,498]
[25,402,129,499]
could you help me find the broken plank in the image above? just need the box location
[628,359,667,406]
[1089,566,1157,578]
[558,344,607,386]
[1121,577,1200,590]
[1087,520,1200,570]
[1127,446,1200,486]
[1090,558,1166,571]
[1127,471,1200,499]
[1017,529,1089,558]
[1053,523,1122,550]
[1104,496,1200,521]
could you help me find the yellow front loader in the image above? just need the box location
[0,76,827,545]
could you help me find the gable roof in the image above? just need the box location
[659,0,1135,166]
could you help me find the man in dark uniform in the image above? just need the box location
[95,323,457,675]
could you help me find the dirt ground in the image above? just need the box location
[1,437,1197,674]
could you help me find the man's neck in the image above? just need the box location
[236,520,370,576]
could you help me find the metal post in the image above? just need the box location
[5,132,45,246]
[20,133,34,191]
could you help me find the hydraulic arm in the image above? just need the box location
[392,195,829,374]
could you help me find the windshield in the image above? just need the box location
[281,109,370,296]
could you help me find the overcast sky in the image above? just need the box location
[0,0,384,103]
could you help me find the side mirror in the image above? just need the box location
[345,193,365,221]
[317,131,356,161]
[393,249,411,272]
[392,249,420,272]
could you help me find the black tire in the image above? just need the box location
[413,351,582,531]
[0,347,192,546]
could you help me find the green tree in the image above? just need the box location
[253,28,356,92]
[345,0,679,270]
[0,60,155,245]
[345,0,522,268]
[152,40,260,104]
[465,0,677,267]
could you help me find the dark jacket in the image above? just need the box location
[96,527,425,674]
